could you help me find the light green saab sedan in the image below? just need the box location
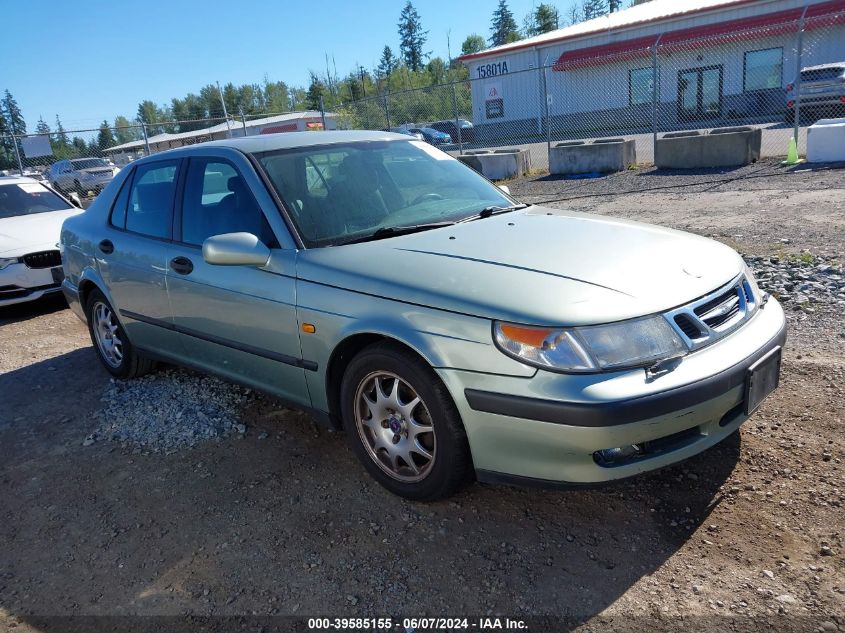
[60,131,786,500]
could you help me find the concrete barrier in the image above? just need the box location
[549,138,637,175]
[807,118,845,163]
[655,126,762,169]
[456,148,532,180]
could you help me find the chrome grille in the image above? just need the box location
[22,250,61,269]
[665,274,758,351]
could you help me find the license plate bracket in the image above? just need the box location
[744,346,782,415]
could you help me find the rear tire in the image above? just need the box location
[85,288,154,379]
[340,342,471,501]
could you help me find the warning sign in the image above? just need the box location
[485,82,503,100]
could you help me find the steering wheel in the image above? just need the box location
[410,192,443,205]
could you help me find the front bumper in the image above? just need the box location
[0,263,64,307]
[437,298,786,486]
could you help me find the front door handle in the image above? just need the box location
[98,239,114,254]
[169,256,194,275]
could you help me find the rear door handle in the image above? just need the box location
[98,239,114,254]
[169,256,194,275]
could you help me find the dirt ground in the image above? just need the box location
[1,161,843,633]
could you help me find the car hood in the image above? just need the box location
[0,208,83,256]
[296,206,744,325]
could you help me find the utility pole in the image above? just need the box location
[359,65,367,98]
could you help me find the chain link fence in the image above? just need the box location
[0,111,331,196]
[1,8,843,186]
[343,8,844,170]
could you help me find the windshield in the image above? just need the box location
[0,181,71,219]
[71,158,110,170]
[256,140,513,247]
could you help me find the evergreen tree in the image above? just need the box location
[35,116,51,135]
[397,1,429,72]
[490,0,520,46]
[305,72,330,110]
[460,34,486,56]
[56,114,70,147]
[97,121,116,151]
[262,78,291,113]
[583,0,608,20]
[377,46,398,77]
[2,90,27,135]
[608,0,622,10]
[534,4,560,33]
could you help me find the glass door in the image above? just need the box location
[678,66,723,121]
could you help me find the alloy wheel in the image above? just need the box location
[92,301,123,368]
[354,371,436,483]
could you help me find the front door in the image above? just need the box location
[165,155,310,405]
[678,66,723,121]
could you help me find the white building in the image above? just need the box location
[458,0,845,138]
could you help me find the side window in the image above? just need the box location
[109,170,134,229]
[180,158,278,247]
[125,160,179,239]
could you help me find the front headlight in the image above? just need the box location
[0,257,18,270]
[493,315,688,373]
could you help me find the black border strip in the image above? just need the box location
[465,319,786,428]
[120,309,317,371]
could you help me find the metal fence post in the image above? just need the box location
[11,134,24,175]
[651,34,663,162]
[319,95,327,131]
[384,94,392,130]
[793,4,809,151]
[451,82,463,154]
[239,106,248,136]
[141,123,151,156]
[542,64,551,164]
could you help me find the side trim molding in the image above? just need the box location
[120,309,318,371]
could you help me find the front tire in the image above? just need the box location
[340,342,471,501]
[85,289,154,379]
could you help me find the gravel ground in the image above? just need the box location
[0,162,843,633]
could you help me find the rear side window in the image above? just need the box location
[109,171,134,229]
[125,160,179,239]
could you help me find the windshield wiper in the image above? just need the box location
[336,221,456,245]
[458,203,530,222]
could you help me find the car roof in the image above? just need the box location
[155,130,412,159]
[0,175,39,186]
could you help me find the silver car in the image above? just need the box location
[60,131,786,500]
[46,158,119,195]
[786,62,845,122]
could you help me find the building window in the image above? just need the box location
[744,48,783,92]
[629,68,656,105]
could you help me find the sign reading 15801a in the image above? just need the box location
[476,61,509,79]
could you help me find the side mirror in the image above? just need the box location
[498,185,511,194]
[69,192,83,208]
[202,232,271,266]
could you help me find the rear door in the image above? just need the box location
[97,159,182,354]
[165,149,310,405]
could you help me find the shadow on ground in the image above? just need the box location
[1,350,742,632]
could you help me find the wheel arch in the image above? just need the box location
[324,332,437,429]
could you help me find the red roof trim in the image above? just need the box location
[457,0,762,62]
[551,0,845,71]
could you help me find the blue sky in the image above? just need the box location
[1,0,565,134]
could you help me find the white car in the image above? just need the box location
[0,176,83,307]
